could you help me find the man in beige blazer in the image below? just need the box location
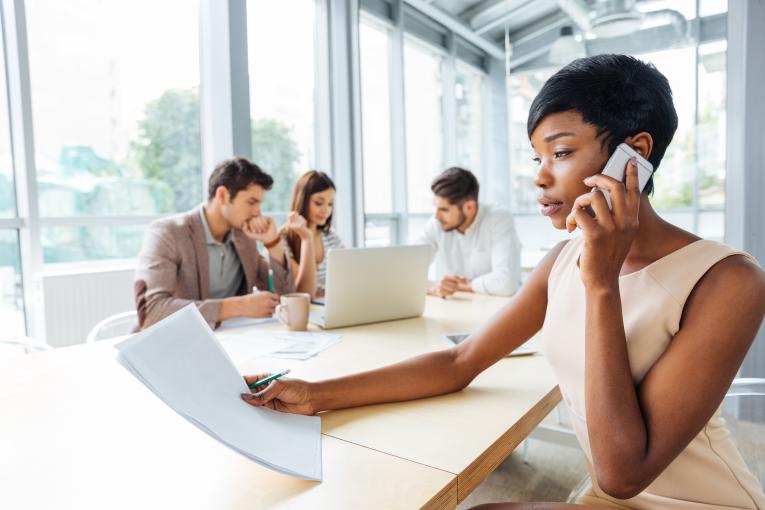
[135,157,311,330]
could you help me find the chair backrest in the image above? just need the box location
[86,311,138,343]
[725,378,765,398]
[0,337,53,359]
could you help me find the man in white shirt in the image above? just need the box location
[417,167,521,297]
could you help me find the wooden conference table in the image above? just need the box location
[0,293,560,509]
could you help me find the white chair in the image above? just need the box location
[86,311,138,343]
[0,336,53,358]
[565,377,765,503]
[726,378,765,397]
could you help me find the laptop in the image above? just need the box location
[310,244,431,329]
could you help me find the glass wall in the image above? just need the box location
[404,36,444,214]
[26,0,201,262]
[357,10,497,248]
[0,230,24,337]
[508,8,728,268]
[247,0,316,213]
[359,16,395,247]
[0,20,25,337]
[3,0,501,335]
[455,61,485,177]
[0,23,14,219]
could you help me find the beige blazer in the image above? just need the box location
[134,206,294,330]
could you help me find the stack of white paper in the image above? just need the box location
[218,334,293,364]
[115,305,322,480]
[218,331,342,363]
[267,332,342,360]
[217,316,278,331]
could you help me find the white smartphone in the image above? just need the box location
[596,143,654,209]
[442,333,538,357]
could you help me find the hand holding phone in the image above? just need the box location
[596,143,653,209]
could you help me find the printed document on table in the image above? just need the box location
[115,305,322,480]
[218,331,342,362]
[217,316,278,332]
[267,332,341,360]
[219,334,293,364]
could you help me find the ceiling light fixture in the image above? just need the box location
[548,26,586,65]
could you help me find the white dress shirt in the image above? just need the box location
[416,204,521,296]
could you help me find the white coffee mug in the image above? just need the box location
[275,293,311,331]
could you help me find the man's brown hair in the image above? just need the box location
[430,167,479,204]
[207,157,274,201]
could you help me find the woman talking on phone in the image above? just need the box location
[242,55,765,509]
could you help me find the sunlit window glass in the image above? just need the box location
[404,37,444,214]
[360,18,394,246]
[247,0,316,213]
[0,230,24,337]
[27,0,202,222]
[0,20,14,219]
[455,62,484,177]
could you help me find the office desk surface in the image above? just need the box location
[229,293,561,501]
[0,345,456,510]
[1,293,559,509]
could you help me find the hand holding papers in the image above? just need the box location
[115,305,322,480]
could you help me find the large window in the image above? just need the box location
[0,230,23,337]
[0,23,14,220]
[26,0,201,262]
[509,14,728,260]
[359,23,493,247]
[696,40,726,238]
[359,17,394,246]
[404,36,444,214]
[0,20,24,337]
[455,61,485,177]
[247,0,316,213]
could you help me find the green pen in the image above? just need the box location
[268,269,274,292]
[247,369,290,391]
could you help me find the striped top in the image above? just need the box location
[283,229,344,293]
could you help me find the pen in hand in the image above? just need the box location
[247,369,291,391]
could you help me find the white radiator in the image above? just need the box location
[35,264,136,348]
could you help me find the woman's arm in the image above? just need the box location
[569,163,765,499]
[241,240,569,414]
[284,213,317,297]
[585,255,764,499]
[291,236,317,296]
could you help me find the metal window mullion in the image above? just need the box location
[38,215,165,228]
[442,31,457,168]
[325,0,364,247]
[389,0,408,245]
[479,65,491,201]
[486,58,510,208]
[314,0,332,171]
[199,0,251,186]
[0,218,23,229]
[691,0,701,235]
[2,0,42,338]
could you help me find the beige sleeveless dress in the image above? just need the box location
[540,238,765,509]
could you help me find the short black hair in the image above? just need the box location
[207,157,273,201]
[431,167,479,204]
[527,54,678,194]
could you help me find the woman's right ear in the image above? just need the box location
[625,132,653,161]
